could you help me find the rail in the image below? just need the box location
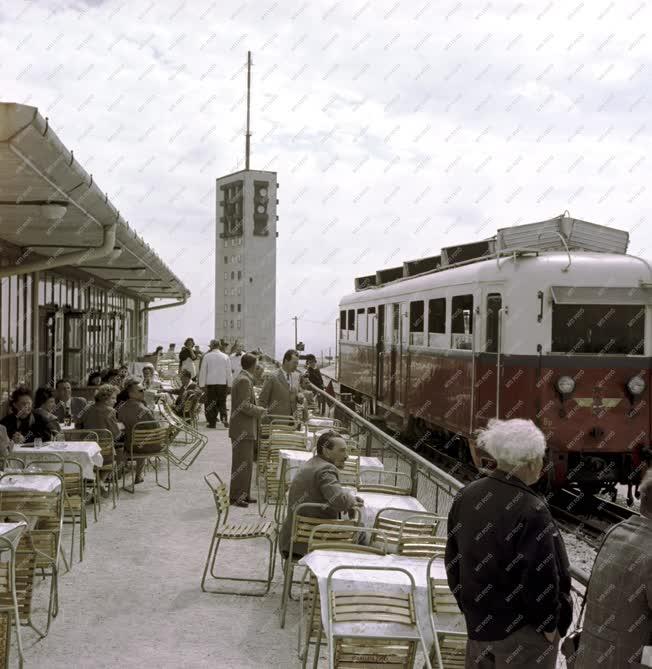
[308,379,589,662]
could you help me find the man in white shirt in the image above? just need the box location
[198,339,233,428]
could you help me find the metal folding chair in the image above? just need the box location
[158,400,207,471]
[397,514,447,558]
[427,555,467,668]
[279,503,360,629]
[372,508,440,554]
[0,526,25,668]
[324,565,433,669]
[200,473,276,596]
[358,469,413,495]
[122,423,171,493]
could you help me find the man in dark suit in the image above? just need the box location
[169,369,198,417]
[279,431,363,557]
[229,353,266,507]
[53,379,88,424]
[258,349,302,418]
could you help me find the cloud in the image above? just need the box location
[1,0,651,357]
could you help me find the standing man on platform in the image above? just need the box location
[258,349,302,418]
[198,339,232,428]
[229,352,266,506]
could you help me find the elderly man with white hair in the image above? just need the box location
[445,418,572,669]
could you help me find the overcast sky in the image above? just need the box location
[2,0,651,360]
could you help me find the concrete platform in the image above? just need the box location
[19,424,309,669]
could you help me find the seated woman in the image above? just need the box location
[116,380,159,485]
[77,384,124,489]
[87,371,103,386]
[0,387,56,443]
[102,369,123,389]
[33,387,62,436]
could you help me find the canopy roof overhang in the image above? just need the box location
[0,103,190,303]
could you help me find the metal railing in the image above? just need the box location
[309,380,588,664]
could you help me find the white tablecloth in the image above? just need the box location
[0,522,27,550]
[353,491,427,530]
[306,418,338,428]
[13,441,103,479]
[299,550,465,655]
[279,451,383,482]
[0,474,62,493]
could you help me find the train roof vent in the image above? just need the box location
[497,214,629,254]
[404,255,442,277]
[376,266,403,285]
[354,275,376,291]
[440,239,496,267]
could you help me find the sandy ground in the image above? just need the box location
[15,424,310,669]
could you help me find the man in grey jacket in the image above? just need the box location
[228,353,266,506]
[575,469,652,669]
[279,431,363,557]
[258,349,303,418]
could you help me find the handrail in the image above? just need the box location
[307,375,590,590]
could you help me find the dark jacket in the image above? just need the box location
[306,367,324,391]
[53,397,88,423]
[445,470,572,642]
[0,412,56,442]
[575,514,652,669]
[116,399,157,449]
[279,455,357,556]
[229,370,265,442]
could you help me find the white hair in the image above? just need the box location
[476,418,546,470]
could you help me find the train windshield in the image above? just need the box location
[551,303,645,354]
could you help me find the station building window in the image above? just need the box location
[224,256,228,264]
[409,301,424,346]
[224,304,228,312]
[237,304,241,313]
[237,320,241,329]
[223,319,228,328]
[231,271,235,280]
[236,255,241,263]
[237,287,241,296]
[230,304,234,312]
[237,271,242,280]
[224,272,228,281]
[451,294,473,350]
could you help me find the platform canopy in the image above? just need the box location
[0,103,189,302]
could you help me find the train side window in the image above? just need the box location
[409,301,424,346]
[486,293,502,353]
[347,309,355,332]
[356,308,366,342]
[367,307,376,344]
[340,310,346,337]
[428,297,446,346]
[451,294,474,350]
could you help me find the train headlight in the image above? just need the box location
[627,375,646,396]
[556,376,575,395]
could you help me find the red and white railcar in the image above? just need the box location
[337,215,651,498]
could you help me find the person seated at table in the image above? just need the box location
[118,365,130,382]
[168,369,199,417]
[279,431,364,559]
[34,387,62,436]
[102,369,123,389]
[53,378,88,424]
[77,384,124,490]
[0,425,11,461]
[142,364,163,390]
[0,387,56,444]
[87,370,103,386]
[116,380,159,485]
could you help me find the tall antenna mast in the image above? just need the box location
[245,51,252,170]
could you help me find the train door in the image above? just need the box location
[474,290,503,428]
[397,302,409,407]
[376,305,385,400]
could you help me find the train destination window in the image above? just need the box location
[551,303,645,355]
[409,301,424,346]
[356,308,366,342]
[428,297,446,345]
[486,293,502,353]
[451,294,474,350]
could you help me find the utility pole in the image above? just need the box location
[292,316,298,349]
[245,51,252,170]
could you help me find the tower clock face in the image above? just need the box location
[259,188,267,197]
